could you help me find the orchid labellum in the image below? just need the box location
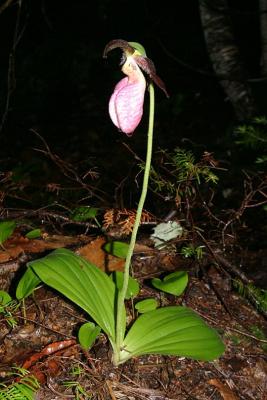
[103,39,168,136]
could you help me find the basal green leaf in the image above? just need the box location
[104,241,129,259]
[151,271,188,296]
[16,268,41,300]
[78,322,101,350]
[28,248,116,341]
[112,271,140,299]
[135,298,158,313]
[0,220,16,246]
[120,306,224,364]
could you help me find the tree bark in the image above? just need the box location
[199,0,257,120]
[259,0,267,75]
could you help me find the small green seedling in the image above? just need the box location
[63,380,90,399]
[181,244,205,260]
[0,220,16,247]
[152,271,188,296]
[103,240,129,259]
[25,229,42,239]
[78,322,101,350]
[0,290,12,306]
[135,298,158,313]
[71,206,99,222]
[0,290,18,328]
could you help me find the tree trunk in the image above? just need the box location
[259,0,267,75]
[199,0,257,120]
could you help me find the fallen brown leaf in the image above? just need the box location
[209,378,239,400]
[77,236,125,272]
[0,233,90,263]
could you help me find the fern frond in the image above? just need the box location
[0,375,39,400]
[233,279,267,314]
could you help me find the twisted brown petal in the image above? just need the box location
[103,39,135,58]
[103,40,169,98]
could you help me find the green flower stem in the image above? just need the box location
[114,83,155,365]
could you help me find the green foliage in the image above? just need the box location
[234,116,267,164]
[24,248,117,343]
[0,369,39,400]
[111,271,140,299]
[63,380,90,399]
[0,291,19,328]
[0,221,16,247]
[120,306,225,364]
[25,229,42,239]
[167,147,218,184]
[0,290,12,305]
[227,334,242,346]
[181,244,205,260]
[17,249,224,365]
[233,279,267,314]
[144,147,219,203]
[16,267,41,300]
[151,271,188,296]
[172,148,205,183]
[78,322,101,350]
[135,298,158,313]
[70,206,98,222]
[249,324,266,340]
[103,241,129,258]
[249,325,267,352]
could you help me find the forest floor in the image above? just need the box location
[0,225,266,400]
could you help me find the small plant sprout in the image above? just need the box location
[17,40,224,366]
[0,220,16,248]
[0,290,19,328]
[181,244,205,260]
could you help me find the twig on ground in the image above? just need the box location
[30,128,108,203]
[221,174,267,248]
[0,207,98,229]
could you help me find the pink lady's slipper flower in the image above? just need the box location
[103,40,168,136]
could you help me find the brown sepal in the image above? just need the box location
[103,40,169,98]
[135,55,169,98]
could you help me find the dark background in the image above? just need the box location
[0,0,263,207]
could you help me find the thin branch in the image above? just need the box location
[0,207,98,229]
[221,175,267,247]
[30,129,108,203]
[197,229,251,284]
